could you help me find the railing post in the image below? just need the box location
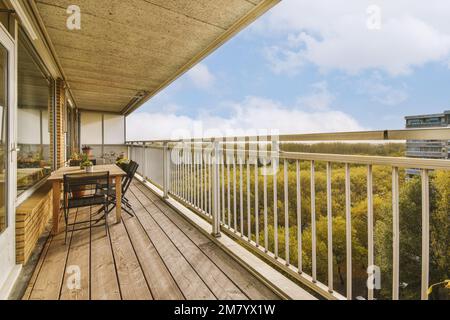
[129,142,133,161]
[142,142,147,179]
[211,140,221,238]
[163,142,170,199]
[421,169,430,300]
[272,139,280,258]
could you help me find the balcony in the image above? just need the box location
[20,179,281,300]
[9,130,450,301]
[2,0,450,303]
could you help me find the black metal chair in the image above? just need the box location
[111,161,139,216]
[94,161,139,218]
[63,172,111,243]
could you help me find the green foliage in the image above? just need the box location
[282,142,405,157]
[186,151,448,299]
[80,153,93,168]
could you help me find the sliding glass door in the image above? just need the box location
[0,24,17,296]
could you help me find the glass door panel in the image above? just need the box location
[0,44,7,235]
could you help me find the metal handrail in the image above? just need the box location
[126,127,450,144]
[126,126,449,301]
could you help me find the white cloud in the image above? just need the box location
[127,96,364,141]
[186,63,215,89]
[258,0,450,76]
[297,81,334,111]
[360,74,409,106]
[264,45,304,75]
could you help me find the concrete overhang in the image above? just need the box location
[22,0,279,115]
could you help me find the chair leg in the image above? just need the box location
[64,208,69,244]
[104,203,109,236]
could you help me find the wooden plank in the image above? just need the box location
[131,185,247,300]
[60,207,91,300]
[126,191,216,300]
[108,213,153,300]
[22,234,53,300]
[90,208,121,300]
[28,210,77,300]
[52,180,61,235]
[133,182,279,300]
[122,212,184,300]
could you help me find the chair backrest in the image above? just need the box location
[122,161,139,194]
[63,171,110,202]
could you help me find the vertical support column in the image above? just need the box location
[392,167,400,300]
[142,142,147,179]
[129,143,133,161]
[345,163,352,300]
[296,160,302,274]
[211,141,221,238]
[50,79,66,169]
[367,165,375,300]
[327,162,333,293]
[421,169,430,300]
[311,160,317,283]
[163,142,170,199]
[272,140,279,259]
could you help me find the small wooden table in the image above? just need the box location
[48,164,127,235]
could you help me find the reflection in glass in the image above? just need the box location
[17,30,52,196]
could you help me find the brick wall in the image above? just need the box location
[49,79,66,169]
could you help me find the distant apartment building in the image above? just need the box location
[405,110,450,174]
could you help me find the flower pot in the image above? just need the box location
[69,159,81,167]
[85,166,94,173]
[82,148,93,157]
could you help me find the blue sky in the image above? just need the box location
[127,0,450,140]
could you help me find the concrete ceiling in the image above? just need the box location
[33,0,279,114]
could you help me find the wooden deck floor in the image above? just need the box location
[22,180,279,300]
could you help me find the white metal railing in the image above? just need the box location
[127,128,450,300]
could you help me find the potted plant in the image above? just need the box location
[82,145,93,157]
[116,153,130,170]
[69,152,81,167]
[80,154,94,173]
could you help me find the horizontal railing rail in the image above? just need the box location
[126,127,450,144]
[127,129,449,301]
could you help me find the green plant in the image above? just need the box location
[70,152,80,160]
[80,153,93,169]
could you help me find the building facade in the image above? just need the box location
[405,110,450,160]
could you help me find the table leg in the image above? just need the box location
[52,181,61,235]
[115,177,122,223]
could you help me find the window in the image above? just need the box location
[17,29,52,196]
[0,43,7,233]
